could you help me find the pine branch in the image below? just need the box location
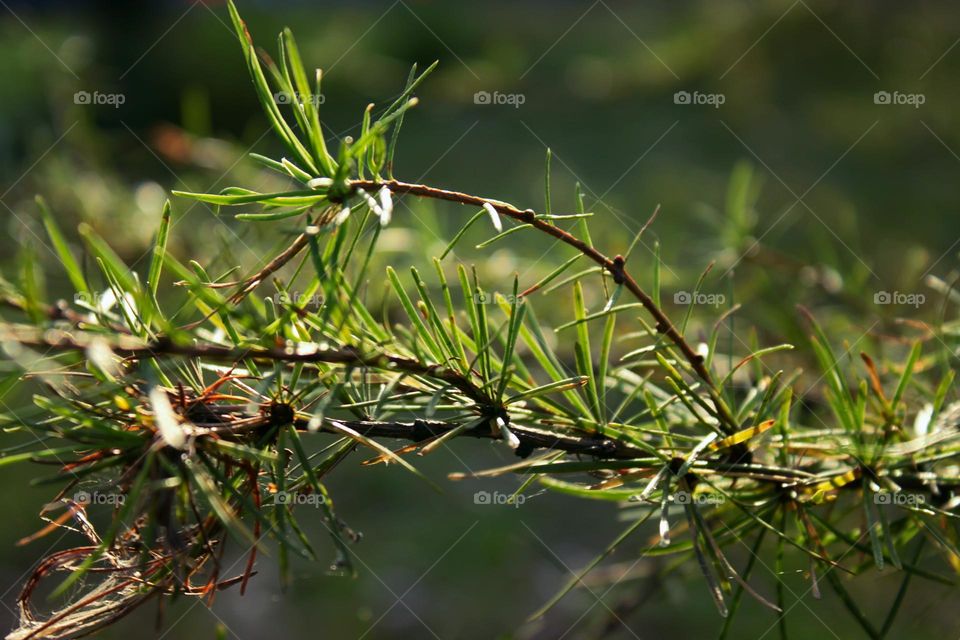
[348,178,739,434]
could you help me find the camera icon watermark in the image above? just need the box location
[273,291,324,308]
[473,292,523,305]
[74,90,126,109]
[474,490,526,508]
[473,90,526,109]
[673,90,725,109]
[273,491,327,507]
[874,491,924,506]
[674,291,725,307]
[273,91,325,106]
[74,490,125,506]
[672,491,725,506]
[73,291,106,307]
[873,291,925,308]
[873,90,925,108]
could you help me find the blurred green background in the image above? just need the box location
[1,1,959,638]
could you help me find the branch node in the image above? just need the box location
[609,255,627,285]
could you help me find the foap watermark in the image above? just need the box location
[273,291,324,308]
[874,291,925,308]
[673,90,725,108]
[874,90,925,108]
[674,291,725,307]
[672,491,725,506]
[874,491,925,506]
[474,490,526,508]
[74,90,125,108]
[273,491,327,508]
[273,91,325,106]
[74,490,125,506]
[473,292,524,306]
[474,90,525,108]
[74,291,106,307]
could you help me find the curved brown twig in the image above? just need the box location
[349,178,738,434]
